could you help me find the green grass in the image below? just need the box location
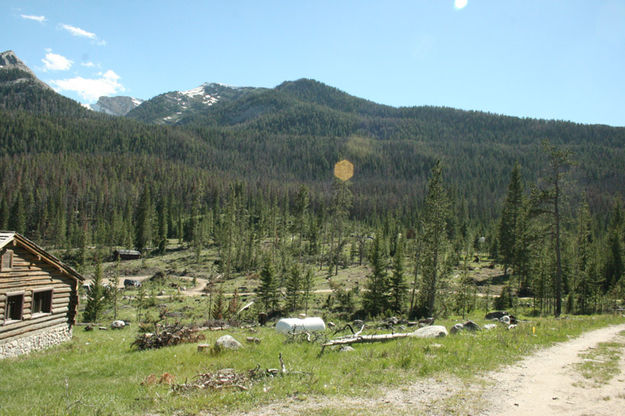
[1,315,623,415]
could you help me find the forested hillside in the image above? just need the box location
[1,57,625,317]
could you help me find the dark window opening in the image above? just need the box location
[33,290,53,314]
[6,294,24,320]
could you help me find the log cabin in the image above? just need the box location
[0,232,83,359]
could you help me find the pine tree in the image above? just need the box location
[259,256,278,312]
[416,161,449,318]
[302,267,314,315]
[389,235,408,314]
[134,185,153,252]
[8,194,25,234]
[530,141,573,317]
[212,286,225,320]
[330,178,352,275]
[604,203,624,293]
[0,197,8,229]
[285,264,302,312]
[498,163,524,277]
[84,255,106,322]
[574,198,593,313]
[363,232,390,317]
[156,195,168,254]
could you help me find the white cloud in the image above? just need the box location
[81,61,96,68]
[50,70,125,102]
[61,24,96,39]
[41,50,73,71]
[21,14,46,23]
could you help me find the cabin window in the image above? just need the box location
[1,249,14,271]
[32,290,53,314]
[6,293,24,321]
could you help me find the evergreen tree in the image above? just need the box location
[0,197,8,229]
[498,162,524,277]
[294,185,309,255]
[604,203,624,293]
[134,185,153,252]
[362,232,390,317]
[574,198,594,313]
[416,161,449,318]
[8,194,25,234]
[212,286,225,320]
[156,195,168,254]
[389,235,408,314]
[285,264,302,312]
[330,178,352,275]
[302,267,314,315]
[83,256,106,322]
[259,256,278,312]
[530,141,573,317]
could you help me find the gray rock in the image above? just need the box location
[215,335,243,350]
[485,311,508,320]
[483,324,497,330]
[507,324,518,330]
[411,325,448,338]
[339,346,355,352]
[111,320,126,329]
[462,320,481,331]
[450,323,465,334]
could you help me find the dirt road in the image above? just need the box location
[480,323,625,416]
[232,323,625,416]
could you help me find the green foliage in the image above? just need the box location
[83,256,106,323]
[416,161,450,318]
[389,236,408,314]
[362,232,390,317]
[259,256,279,312]
[285,264,302,312]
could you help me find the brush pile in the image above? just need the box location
[172,368,250,392]
[132,323,205,350]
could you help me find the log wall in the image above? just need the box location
[0,244,78,344]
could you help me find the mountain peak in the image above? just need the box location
[89,96,144,116]
[0,50,52,91]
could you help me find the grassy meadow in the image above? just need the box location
[1,314,623,415]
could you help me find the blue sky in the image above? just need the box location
[3,1,625,126]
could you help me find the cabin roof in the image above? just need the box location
[0,231,84,282]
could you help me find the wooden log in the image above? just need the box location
[0,280,73,290]
[0,317,68,341]
[0,314,68,340]
[321,331,416,351]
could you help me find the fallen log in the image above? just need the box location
[319,325,448,355]
[319,331,414,355]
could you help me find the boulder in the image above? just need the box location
[215,335,243,350]
[111,320,126,329]
[462,320,481,331]
[507,324,518,330]
[339,345,355,352]
[449,323,464,334]
[483,324,497,330]
[411,325,448,338]
[485,311,508,320]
